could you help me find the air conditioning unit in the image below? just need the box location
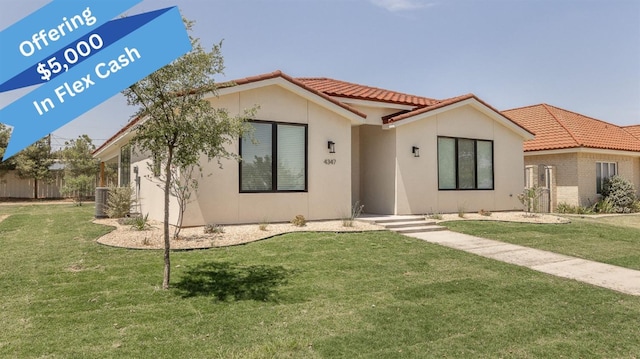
[95,187,110,218]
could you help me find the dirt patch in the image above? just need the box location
[0,214,9,223]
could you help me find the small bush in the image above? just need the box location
[204,223,224,234]
[342,201,364,227]
[427,212,443,220]
[594,198,615,214]
[457,204,466,218]
[291,215,306,227]
[602,175,637,213]
[106,186,134,218]
[478,209,492,217]
[259,221,269,231]
[555,202,594,214]
[130,213,149,231]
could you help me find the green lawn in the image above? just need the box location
[444,216,640,271]
[1,204,640,358]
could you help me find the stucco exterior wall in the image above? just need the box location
[130,148,183,225]
[177,84,352,225]
[358,124,396,214]
[394,105,524,214]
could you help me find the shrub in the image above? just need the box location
[106,186,134,218]
[478,209,492,217]
[602,175,637,213]
[204,223,224,234]
[518,186,543,216]
[594,197,615,214]
[259,220,269,231]
[130,213,149,231]
[555,202,594,215]
[427,212,443,220]
[342,201,364,227]
[291,215,306,227]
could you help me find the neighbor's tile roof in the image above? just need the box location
[297,77,439,107]
[503,104,640,152]
[623,125,640,140]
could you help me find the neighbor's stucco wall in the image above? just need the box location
[394,105,525,214]
[177,84,352,225]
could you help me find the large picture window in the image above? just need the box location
[240,121,307,192]
[438,137,493,190]
[119,145,131,187]
[596,162,617,194]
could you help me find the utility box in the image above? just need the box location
[95,187,110,218]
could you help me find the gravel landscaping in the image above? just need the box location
[94,211,569,250]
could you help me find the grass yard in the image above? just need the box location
[444,215,640,271]
[1,204,640,358]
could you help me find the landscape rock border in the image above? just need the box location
[94,211,570,250]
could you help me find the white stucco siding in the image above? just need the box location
[394,105,525,214]
[359,125,397,214]
[179,84,352,225]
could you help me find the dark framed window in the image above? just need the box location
[240,121,307,192]
[438,136,494,190]
[596,162,617,194]
[119,144,131,187]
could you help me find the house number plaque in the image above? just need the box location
[323,159,336,165]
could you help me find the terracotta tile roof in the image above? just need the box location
[222,70,367,118]
[93,115,141,156]
[623,125,640,140]
[95,71,367,156]
[503,104,640,152]
[296,77,439,107]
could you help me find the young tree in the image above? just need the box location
[123,20,253,289]
[14,135,54,199]
[59,134,99,205]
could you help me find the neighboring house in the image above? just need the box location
[504,104,640,210]
[93,70,534,226]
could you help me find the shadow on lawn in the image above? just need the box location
[174,261,291,302]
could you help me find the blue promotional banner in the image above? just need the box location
[1,6,192,159]
[0,0,143,87]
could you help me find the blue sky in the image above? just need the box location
[1,0,639,150]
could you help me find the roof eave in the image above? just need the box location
[383,96,535,140]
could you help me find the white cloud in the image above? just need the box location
[370,0,435,12]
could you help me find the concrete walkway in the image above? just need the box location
[409,230,640,296]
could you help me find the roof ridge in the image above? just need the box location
[543,103,625,130]
[296,76,437,104]
[542,104,581,147]
[502,103,546,113]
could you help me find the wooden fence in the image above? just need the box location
[0,170,96,199]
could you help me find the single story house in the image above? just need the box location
[93,70,534,226]
[503,104,640,209]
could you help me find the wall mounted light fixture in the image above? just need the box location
[412,146,420,157]
[328,141,336,153]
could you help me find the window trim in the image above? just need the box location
[596,161,617,194]
[437,136,494,191]
[239,120,308,193]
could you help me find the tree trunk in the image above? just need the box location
[162,148,174,290]
[34,178,38,199]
